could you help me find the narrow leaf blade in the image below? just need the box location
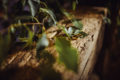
[28,0,36,16]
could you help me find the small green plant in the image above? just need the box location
[57,8,87,39]
[0,0,87,73]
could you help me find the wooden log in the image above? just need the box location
[0,7,106,80]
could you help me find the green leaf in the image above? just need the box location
[72,0,78,10]
[57,24,70,38]
[72,1,77,11]
[28,0,36,17]
[21,0,26,6]
[27,30,34,43]
[0,33,11,63]
[40,8,57,24]
[36,33,49,51]
[64,27,74,36]
[73,29,88,38]
[67,27,74,35]
[74,30,80,34]
[23,27,34,48]
[36,33,49,59]
[61,10,83,30]
[103,17,111,24]
[62,10,72,20]
[72,20,83,30]
[55,37,78,72]
[10,26,15,33]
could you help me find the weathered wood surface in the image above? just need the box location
[0,7,105,80]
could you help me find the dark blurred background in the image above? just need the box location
[77,0,120,80]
